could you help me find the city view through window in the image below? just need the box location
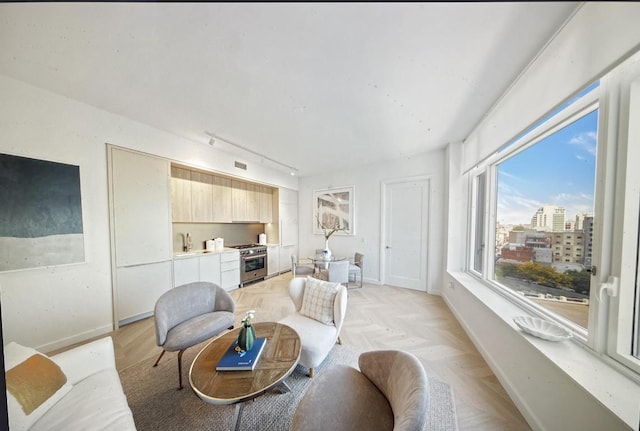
[494,109,598,329]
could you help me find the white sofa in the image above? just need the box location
[4,336,136,431]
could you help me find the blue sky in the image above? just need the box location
[497,109,598,225]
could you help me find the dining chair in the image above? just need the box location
[314,249,326,272]
[349,252,364,288]
[327,260,350,285]
[292,254,315,277]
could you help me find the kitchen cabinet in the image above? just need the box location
[267,245,280,277]
[246,183,259,221]
[212,176,232,222]
[116,261,173,326]
[279,245,296,273]
[173,256,199,287]
[220,250,240,291]
[279,187,299,247]
[232,180,264,222]
[199,253,222,285]
[109,146,173,326]
[259,185,273,223]
[171,166,192,222]
[277,188,298,274]
[173,253,221,287]
[190,171,214,222]
[172,165,275,223]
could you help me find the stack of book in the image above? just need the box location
[216,337,267,371]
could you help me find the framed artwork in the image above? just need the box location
[313,186,355,235]
[0,153,85,271]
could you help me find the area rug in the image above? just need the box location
[120,344,459,431]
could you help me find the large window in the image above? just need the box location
[494,109,597,330]
[468,50,640,375]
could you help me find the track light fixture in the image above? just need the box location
[205,131,298,175]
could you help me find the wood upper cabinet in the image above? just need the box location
[233,182,272,222]
[212,176,232,222]
[172,165,274,223]
[191,171,213,221]
[259,185,273,223]
[171,166,192,222]
[232,180,249,221]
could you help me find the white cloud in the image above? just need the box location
[569,131,597,156]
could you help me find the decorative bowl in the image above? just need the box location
[513,316,572,341]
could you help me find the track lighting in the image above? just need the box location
[205,131,299,175]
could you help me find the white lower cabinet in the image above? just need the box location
[279,245,296,273]
[199,253,222,285]
[173,253,222,288]
[267,246,280,277]
[173,257,199,287]
[117,261,173,326]
[220,251,240,291]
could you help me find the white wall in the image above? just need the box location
[0,74,296,351]
[463,2,640,172]
[298,150,445,294]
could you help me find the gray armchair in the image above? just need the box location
[153,281,235,389]
[291,350,429,431]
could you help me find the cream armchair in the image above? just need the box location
[291,350,430,431]
[278,277,348,377]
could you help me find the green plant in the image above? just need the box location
[242,309,255,327]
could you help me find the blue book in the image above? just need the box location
[216,337,267,371]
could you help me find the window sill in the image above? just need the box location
[447,270,640,430]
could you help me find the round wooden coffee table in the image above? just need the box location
[189,322,301,431]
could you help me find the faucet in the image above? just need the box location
[185,233,193,252]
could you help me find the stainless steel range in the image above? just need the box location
[229,244,267,287]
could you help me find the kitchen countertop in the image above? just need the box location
[173,248,239,259]
[173,244,284,259]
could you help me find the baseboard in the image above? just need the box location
[38,323,113,354]
[119,311,154,327]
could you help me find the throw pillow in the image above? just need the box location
[300,276,339,325]
[4,342,73,431]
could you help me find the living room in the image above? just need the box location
[2,3,640,431]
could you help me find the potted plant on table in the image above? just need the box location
[237,310,256,352]
[316,215,347,260]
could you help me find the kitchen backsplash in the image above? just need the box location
[172,223,270,253]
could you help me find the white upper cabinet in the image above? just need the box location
[112,148,172,266]
[279,187,298,247]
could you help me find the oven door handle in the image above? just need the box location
[243,254,266,262]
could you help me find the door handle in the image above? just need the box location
[385,246,392,249]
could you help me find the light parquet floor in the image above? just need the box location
[103,273,531,431]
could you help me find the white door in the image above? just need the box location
[383,178,429,291]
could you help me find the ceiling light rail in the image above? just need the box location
[205,131,298,176]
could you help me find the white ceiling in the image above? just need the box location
[0,2,580,177]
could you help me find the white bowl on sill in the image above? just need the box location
[513,316,572,341]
